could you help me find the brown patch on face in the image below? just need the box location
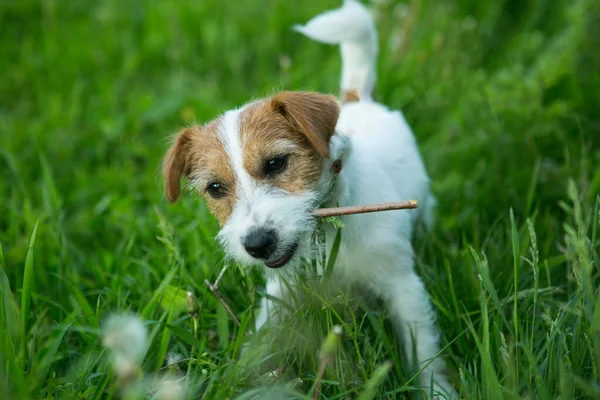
[162,120,236,225]
[239,91,340,194]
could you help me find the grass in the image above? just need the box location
[1,0,600,398]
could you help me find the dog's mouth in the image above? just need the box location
[264,242,299,269]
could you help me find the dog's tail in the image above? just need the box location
[294,0,378,102]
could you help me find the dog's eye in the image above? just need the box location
[206,182,227,198]
[264,155,288,176]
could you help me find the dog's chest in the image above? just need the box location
[320,214,412,289]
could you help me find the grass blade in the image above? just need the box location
[21,220,39,339]
[141,265,178,319]
[33,311,77,392]
[357,360,393,400]
[509,208,520,382]
[165,323,205,350]
[469,247,512,332]
[0,242,18,340]
[324,228,342,278]
[0,242,25,398]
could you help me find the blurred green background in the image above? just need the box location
[1,0,599,398]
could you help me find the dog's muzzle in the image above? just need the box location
[242,227,299,269]
[243,228,277,260]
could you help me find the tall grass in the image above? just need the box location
[0,0,599,398]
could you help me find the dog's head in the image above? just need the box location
[163,92,348,273]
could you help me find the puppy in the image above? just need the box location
[162,0,454,397]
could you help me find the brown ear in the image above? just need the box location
[271,91,340,157]
[163,127,195,203]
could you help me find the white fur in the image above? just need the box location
[216,1,454,397]
[293,0,377,100]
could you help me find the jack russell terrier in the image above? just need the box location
[162,0,454,396]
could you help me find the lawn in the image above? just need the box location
[1,0,600,398]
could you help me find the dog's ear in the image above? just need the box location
[271,91,340,157]
[163,127,195,203]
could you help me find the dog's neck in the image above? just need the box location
[316,132,352,208]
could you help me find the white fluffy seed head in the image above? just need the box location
[155,378,187,400]
[102,314,148,368]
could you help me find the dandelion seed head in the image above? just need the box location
[156,378,186,400]
[102,314,148,365]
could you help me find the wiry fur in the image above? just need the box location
[216,105,350,282]
[162,0,453,397]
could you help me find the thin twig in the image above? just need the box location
[204,265,241,327]
[312,200,418,218]
[214,264,229,288]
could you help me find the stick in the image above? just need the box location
[204,265,241,327]
[204,279,240,327]
[312,200,418,218]
[214,264,228,288]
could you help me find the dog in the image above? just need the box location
[162,0,454,397]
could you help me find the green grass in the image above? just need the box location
[1,0,600,398]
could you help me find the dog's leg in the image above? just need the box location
[255,277,287,332]
[240,277,287,362]
[379,270,455,398]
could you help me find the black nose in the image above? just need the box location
[243,229,277,259]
